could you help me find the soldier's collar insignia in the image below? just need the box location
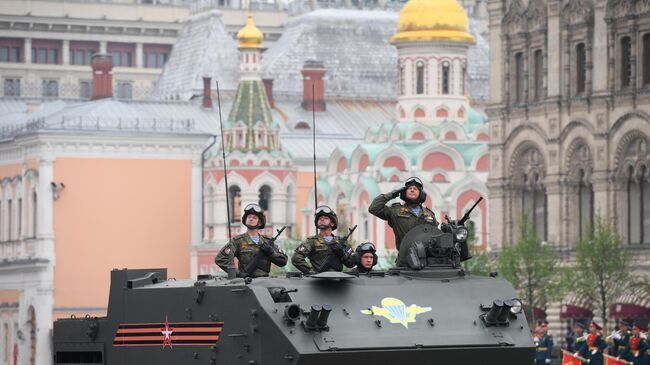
[360,297,431,328]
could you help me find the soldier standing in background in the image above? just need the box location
[587,321,607,365]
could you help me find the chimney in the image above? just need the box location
[262,78,274,108]
[301,60,326,112]
[91,54,113,100]
[202,76,213,109]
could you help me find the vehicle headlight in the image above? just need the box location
[455,227,468,241]
[510,298,523,314]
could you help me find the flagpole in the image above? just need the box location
[603,353,633,365]
[561,349,588,363]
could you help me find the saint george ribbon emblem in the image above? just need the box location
[112,318,223,348]
[161,316,174,348]
[360,297,432,328]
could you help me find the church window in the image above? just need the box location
[576,43,586,95]
[399,65,406,95]
[228,185,241,224]
[514,52,524,103]
[7,199,11,240]
[416,61,425,95]
[259,185,272,222]
[31,191,36,238]
[442,61,450,95]
[643,33,650,86]
[521,173,547,241]
[620,36,632,88]
[461,64,466,95]
[17,198,22,238]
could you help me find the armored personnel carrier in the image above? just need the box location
[53,199,535,365]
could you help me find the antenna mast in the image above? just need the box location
[216,81,235,279]
[312,82,318,211]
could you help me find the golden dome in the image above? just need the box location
[391,0,475,45]
[237,14,263,49]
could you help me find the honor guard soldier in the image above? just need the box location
[622,323,648,365]
[587,320,608,365]
[349,242,378,274]
[292,205,355,274]
[215,203,287,278]
[535,320,553,365]
[368,177,437,250]
[612,320,632,357]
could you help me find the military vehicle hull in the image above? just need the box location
[53,268,535,365]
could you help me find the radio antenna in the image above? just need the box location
[216,80,235,279]
[312,82,318,212]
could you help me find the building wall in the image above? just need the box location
[52,157,192,315]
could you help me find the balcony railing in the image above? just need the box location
[0,238,37,262]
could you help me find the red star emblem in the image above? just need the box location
[161,316,174,349]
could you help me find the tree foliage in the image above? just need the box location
[568,215,633,329]
[462,220,494,276]
[497,214,564,324]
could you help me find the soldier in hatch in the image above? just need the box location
[348,241,378,274]
[368,176,438,250]
[215,203,287,278]
[292,205,355,274]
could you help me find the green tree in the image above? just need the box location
[497,214,564,325]
[568,215,633,329]
[462,220,493,276]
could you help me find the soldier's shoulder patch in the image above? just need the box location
[223,246,232,255]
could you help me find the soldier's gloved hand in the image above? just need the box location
[259,243,274,256]
[545,360,551,364]
[331,242,345,257]
[390,186,406,199]
[237,272,250,278]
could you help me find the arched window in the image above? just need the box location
[399,64,405,95]
[577,170,593,241]
[31,190,37,238]
[575,43,586,94]
[7,198,12,240]
[442,61,450,95]
[228,185,241,223]
[258,185,272,220]
[514,52,524,103]
[514,147,547,240]
[621,36,632,88]
[533,49,544,100]
[643,33,650,86]
[416,61,425,95]
[626,165,650,244]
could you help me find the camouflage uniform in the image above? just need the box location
[292,235,355,274]
[368,193,438,250]
[215,233,287,278]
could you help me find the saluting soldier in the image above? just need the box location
[215,203,287,278]
[292,205,355,274]
[586,320,608,365]
[612,320,632,357]
[368,177,437,250]
[622,323,648,365]
[535,320,554,365]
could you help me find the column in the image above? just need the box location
[37,157,55,263]
[545,178,562,246]
[99,41,107,54]
[62,40,70,65]
[135,42,143,68]
[592,0,608,92]
[24,38,31,64]
[546,0,561,97]
[487,0,504,104]
[34,288,53,365]
[191,155,202,247]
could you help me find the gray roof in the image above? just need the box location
[152,9,240,100]
[262,9,399,100]
[0,99,221,140]
[272,98,395,163]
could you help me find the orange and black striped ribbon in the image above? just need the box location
[113,321,223,347]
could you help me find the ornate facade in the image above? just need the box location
[487,0,650,338]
